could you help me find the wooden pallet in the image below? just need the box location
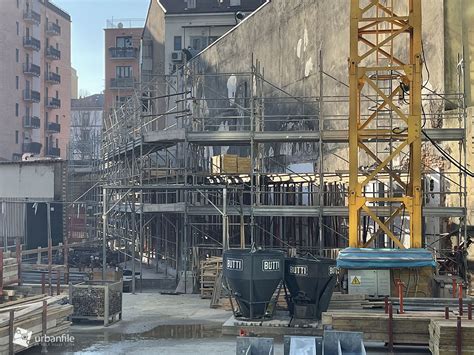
[429,319,474,355]
[200,257,222,299]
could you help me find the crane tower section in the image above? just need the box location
[349,0,423,248]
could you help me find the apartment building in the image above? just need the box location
[103,21,142,114]
[0,0,71,161]
[70,94,103,163]
[142,0,265,80]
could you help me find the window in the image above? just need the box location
[16,0,19,9]
[55,90,58,99]
[55,66,59,74]
[116,36,133,48]
[115,96,131,106]
[81,112,91,126]
[15,76,19,90]
[174,36,182,51]
[15,131,19,145]
[16,22,19,36]
[55,115,59,123]
[55,139,58,148]
[15,49,19,63]
[190,36,208,51]
[45,111,49,124]
[230,0,241,5]
[208,36,219,45]
[116,66,132,78]
[80,129,90,141]
[186,0,196,9]
[15,103,19,117]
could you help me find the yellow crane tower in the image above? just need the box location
[348,0,423,249]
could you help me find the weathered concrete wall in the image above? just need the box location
[0,162,60,199]
[192,0,445,98]
[444,0,474,106]
[143,0,166,78]
[188,0,446,172]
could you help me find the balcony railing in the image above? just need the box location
[23,36,41,51]
[23,63,41,77]
[23,9,41,25]
[23,89,41,103]
[109,47,138,59]
[23,116,41,129]
[45,97,61,108]
[46,22,61,36]
[46,71,61,84]
[45,46,61,60]
[110,77,135,89]
[47,147,61,157]
[47,122,61,133]
[22,142,42,155]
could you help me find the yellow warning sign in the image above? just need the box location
[351,276,361,285]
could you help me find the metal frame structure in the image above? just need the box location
[99,48,467,289]
[349,0,423,248]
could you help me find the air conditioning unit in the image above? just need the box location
[171,51,183,62]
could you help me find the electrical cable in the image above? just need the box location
[423,130,474,177]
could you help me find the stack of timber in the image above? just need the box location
[237,157,251,174]
[212,154,238,175]
[429,319,474,355]
[328,293,372,310]
[322,311,450,345]
[0,294,72,354]
[200,257,222,299]
[2,257,18,286]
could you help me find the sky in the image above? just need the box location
[52,0,150,96]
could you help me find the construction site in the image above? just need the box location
[0,0,474,354]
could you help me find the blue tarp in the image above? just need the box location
[336,248,436,269]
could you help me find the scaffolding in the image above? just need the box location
[100,51,468,290]
[66,99,103,246]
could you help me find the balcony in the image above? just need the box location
[47,147,61,157]
[23,116,41,129]
[45,97,61,109]
[45,46,61,60]
[45,71,61,84]
[110,77,135,89]
[23,9,41,25]
[23,89,41,103]
[109,47,138,59]
[22,142,42,155]
[23,63,41,77]
[46,22,61,36]
[23,36,41,51]
[47,122,61,133]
